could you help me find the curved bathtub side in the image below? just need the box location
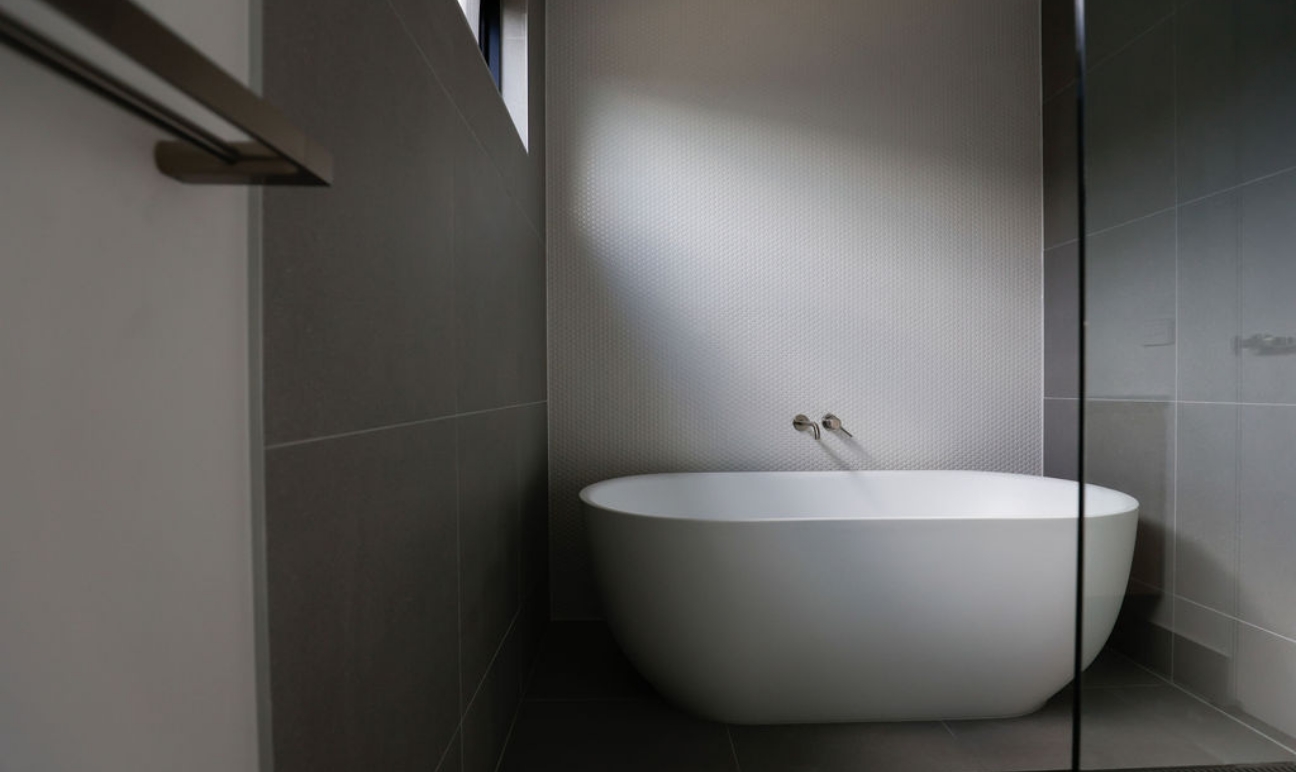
[586,499,1138,724]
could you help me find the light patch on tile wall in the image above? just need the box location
[547,0,1043,617]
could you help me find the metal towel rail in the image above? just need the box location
[0,0,333,185]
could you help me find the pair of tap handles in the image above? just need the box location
[792,413,850,440]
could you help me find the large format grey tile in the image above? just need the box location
[525,622,655,702]
[1172,598,1237,708]
[522,0,547,238]
[1085,212,1177,400]
[1044,398,1079,481]
[262,2,457,444]
[1084,0,1176,69]
[1045,242,1080,398]
[458,409,522,700]
[517,227,548,404]
[1238,405,1296,642]
[731,721,977,772]
[435,731,462,772]
[1084,20,1175,233]
[1043,85,1079,249]
[1237,624,1296,740]
[393,0,544,236]
[1177,0,1296,203]
[1085,400,1174,591]
[516,402,549,600]
[454,123,539,412]
[1041,0,1077,100]
[1175,402,1239,614]
[1178,190,1242,402]
[265,421,459,772]
[464,615,524,772]
[499,700,736,772]
[514,591,550,694]
[1239,169,1296,405]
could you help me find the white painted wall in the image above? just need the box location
[547,0,1043,617]
[0,2,260,771]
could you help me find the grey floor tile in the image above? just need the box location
[1237,625,1296,743]
[731,721,978,772]
[499,700,736,772]
[1080,684,1296,768]
[525,621,655,701]
[947,691,1073,772]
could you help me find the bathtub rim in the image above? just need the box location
[580,469,1137,524]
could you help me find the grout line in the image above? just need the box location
[1085,10,1177,76]
[1059,398,1296,408]
[431,598,535,772]
[1086,204,1178,240]
[1230,165,1245,707]
[264,400,548,451]
[492,691,527,772]
[725,725,743,772]
[453,420,466,772]
[1177,161,1296,211]
[1043,79,1075,107]
[431,729,460,772]
[1174,595,1296,648]
[1109,647,1296,758]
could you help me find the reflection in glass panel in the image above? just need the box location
[1077,0,1296,768]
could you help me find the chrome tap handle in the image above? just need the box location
[793,414,820,440]
[822,413,852,437]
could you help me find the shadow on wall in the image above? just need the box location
[547,0,1043,618]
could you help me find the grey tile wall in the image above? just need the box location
[261,1,549,771]
[1042,0,1296,743]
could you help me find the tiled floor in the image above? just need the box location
[499,622,1296,772]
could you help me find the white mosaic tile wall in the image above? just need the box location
[547,0,1043,618]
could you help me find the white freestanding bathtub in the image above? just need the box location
[582,470,1138,724]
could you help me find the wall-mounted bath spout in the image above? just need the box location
[822,413,853,437]
[793,414,820,440]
